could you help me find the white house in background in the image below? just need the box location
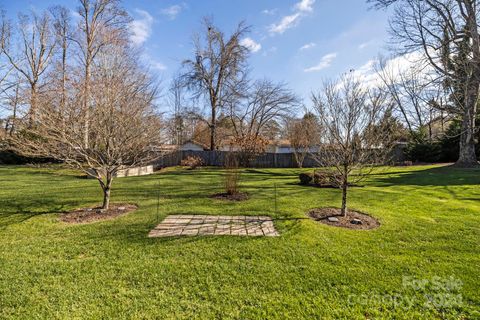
[266,140,295,154]
[216,139,295,153]
[266,140,321,153]
[179,140,208,151]
[218,144,241,152]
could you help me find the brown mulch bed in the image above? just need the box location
[210,192,249,201]
[60,203,137,224]
[307,207,380,230]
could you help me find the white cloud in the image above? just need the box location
[151,61,167,71]
[300,42,316,51]
[269,13,301,34]
[353,59,378,86]
[161,4,185,20]
[295,0,315,12]
[240,37,262,53]
[304,53,337,72]
[269,0,315,35]
[262,46,278,57]
[70,9,81,21]
[141,53,167,71]
[129,9,154,46]
[352,51,427,88]
[262,8,278,15]
[358,40,374,50]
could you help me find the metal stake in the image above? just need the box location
[156,182,160,223]
[274,183,277,215]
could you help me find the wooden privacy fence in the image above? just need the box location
[154,144,406,169]
[156,151,324,168]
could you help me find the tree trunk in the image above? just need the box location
[210,96,217,150]
[102,186,111,210]
[456,93,478,167]
[456,2,479,167]
[294,151,304,168]
[340,166,348,217]
[341,181,348,217]
[297,161,303,169]
[210,123,215,151]
[61,35,67,134]
[83,64,90,149]
[29,84,37,127]
[9,83,19,135]
[99,173,113,210]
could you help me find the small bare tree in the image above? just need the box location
[311,74,395,216]
[10,45,164,210]
[286,112,320,168]
[165,76,191,145]
[181,18,250,151]
[224,151,241,195]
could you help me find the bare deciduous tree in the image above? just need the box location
[224,151,241,195]
[0,10,56,126]
[181,18,250,151]
[370,0,480,166]
[2,75,23,136]
[311,74,395,216]
[375,57,430,134]
[165,76,191,145]
[50,6,72,131]
[10,45,164,210]
[286,112,320,168]
[0,16,13,89]
[73,0,131,148]
[228,79,300,165]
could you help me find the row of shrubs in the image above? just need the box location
[0,150,56,165]
[404,121,480,163]
[299,171,340,188]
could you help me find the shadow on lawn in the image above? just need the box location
[0,211,53,230]
[372,165,480,187]
[158,168,225,178]
[120,186,313,204]
[0,202,71,230]
[243,168,297,177]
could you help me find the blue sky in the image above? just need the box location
[2,0,392,107]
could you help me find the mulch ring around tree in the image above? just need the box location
[307,207,380,230]
[210,192,249,201]
[60,204,138,224]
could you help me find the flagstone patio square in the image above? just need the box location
[148,215,279,238]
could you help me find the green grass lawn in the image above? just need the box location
[0,164,479,319]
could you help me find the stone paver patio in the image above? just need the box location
[148,215,279,237]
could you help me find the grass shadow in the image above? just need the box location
[0,205,69,230]
[372,165,480,187]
